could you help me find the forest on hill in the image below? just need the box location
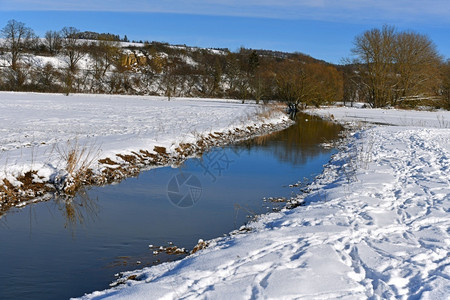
[1,20,449,110]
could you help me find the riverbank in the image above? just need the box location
[78,107,450,299]
[0,92,292,214]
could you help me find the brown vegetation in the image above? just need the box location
[0,171,54,212]
[441,60,450,110]
[350,25,444,108]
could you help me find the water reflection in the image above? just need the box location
[55,190,100,229]
[242,113,342,165]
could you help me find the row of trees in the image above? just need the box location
[0,19,343,108]
[1,20,449,110]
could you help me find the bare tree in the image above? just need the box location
[275,60,312,113]
[87,37,122,92]
[96,37,121,77]
[341,64,366,106]
[161,58,179,100]
[61,27,86,73]
[1,19,35,71]
[304,63,343,107]
[352,25,443,107]
[44,30,62,55]
[393,31,442,105]
[224,52,242,98]
[352,25,396,107]
[34,62,62,92]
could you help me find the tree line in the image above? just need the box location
[1,20,449,110]
[0,19,342,107]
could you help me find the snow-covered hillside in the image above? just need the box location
[78,107,450,299]
[1,38,335,102]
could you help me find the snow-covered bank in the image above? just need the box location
[0,92,290,208]
[308,106,450,128]
[78,107,450,299]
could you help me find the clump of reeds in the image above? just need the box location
[55,139,100,195]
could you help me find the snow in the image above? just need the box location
[311,106,450,128]
[180,54,198,67]
[77,106,450,299]
[0,92,288,188]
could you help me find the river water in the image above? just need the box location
[0,113,342,300]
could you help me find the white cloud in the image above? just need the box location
[2,0,450,24]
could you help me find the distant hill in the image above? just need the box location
[0,29,343,106]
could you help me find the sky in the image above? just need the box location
[0,1,449,64]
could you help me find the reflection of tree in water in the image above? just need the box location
[56,189,99,229]
[240,113,343,165]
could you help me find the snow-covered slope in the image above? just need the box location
[78,107,450,299]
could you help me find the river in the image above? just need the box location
[0,113,342,299]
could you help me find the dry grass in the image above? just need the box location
[437,115,450,128]
[55,138,101,195]
[330,126,375,184]
[255,102,286,121]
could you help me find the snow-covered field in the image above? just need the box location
[0,92,288,201]
[78,107,450,299]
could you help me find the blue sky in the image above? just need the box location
[1,1,449,64]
